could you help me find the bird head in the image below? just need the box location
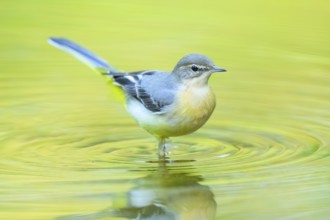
[172,54,226,84]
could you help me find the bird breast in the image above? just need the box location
[174,84,216,125]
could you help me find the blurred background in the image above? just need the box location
[1,0,329,219]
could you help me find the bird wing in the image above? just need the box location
[48,37,118,74]
[112,70,177,113]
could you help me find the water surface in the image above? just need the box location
[1,0,330,219]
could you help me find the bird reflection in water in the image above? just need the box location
[57,162,216,220]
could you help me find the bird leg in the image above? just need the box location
[158,138,169,159]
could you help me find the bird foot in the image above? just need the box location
[158,139,171,160]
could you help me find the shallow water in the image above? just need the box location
[1,0,330,219]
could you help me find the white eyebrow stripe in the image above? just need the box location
[192,64,208,70]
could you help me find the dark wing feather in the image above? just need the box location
[112,71,171,113]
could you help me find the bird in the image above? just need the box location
[48,37,226,158]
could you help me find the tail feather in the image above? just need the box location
[48,37,117,74]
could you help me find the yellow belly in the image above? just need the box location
[140,85,216,138]
[170,85,216,135]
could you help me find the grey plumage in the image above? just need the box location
[48,38,225,115]
[48,37,227,157]
[48,37,179,113]
[48,37,116,73]
[111,70,178,113]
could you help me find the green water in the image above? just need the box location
[1,0,330,219]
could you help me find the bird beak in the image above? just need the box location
[213,66,226,72]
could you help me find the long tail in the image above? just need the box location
[48,37,118,74]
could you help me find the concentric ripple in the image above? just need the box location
[5,123,323,172]
[1,2,330,217]
[2,113,329,220]
[1,72,330,220]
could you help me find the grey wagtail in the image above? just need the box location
[48,38,226,158]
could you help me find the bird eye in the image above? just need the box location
[191,65,199,72]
